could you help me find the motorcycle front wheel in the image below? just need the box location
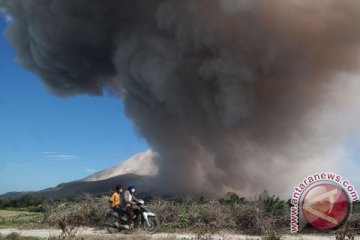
[143,216,160,234]
[104,214,119,234]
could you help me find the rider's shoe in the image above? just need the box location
[114,221,120,228]
[123,224,130,230]
[134,219,141,229]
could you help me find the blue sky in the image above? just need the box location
[0,17,148,194]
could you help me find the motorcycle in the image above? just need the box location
[104,199,160,234]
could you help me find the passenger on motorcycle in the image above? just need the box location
[124,184,141,228]
[109,185,129,229]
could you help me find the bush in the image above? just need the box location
[9,213,43,225]
[0,195,46,212]
[220,192,246,204]
[148,195,289,235]
[259,191,287,216]
[335,226,355,240]
[44,195,108,236]
[352,201,360,213]
[340,213,360,236]
[5,232,20,240]
[262,231,281,240]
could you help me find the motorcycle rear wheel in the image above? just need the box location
[104,215,119,234]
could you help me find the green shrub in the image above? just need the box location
[221,192,246,204]
[226,218,237,229]
[342,213,360,235]
[9,213,43,225]
[262,231,281,240]
[352,201,360,213]
[5,232,20,240]
[259,191,287,216]
[0,195,46,212]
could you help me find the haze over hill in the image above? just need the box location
[0,151,160,200]
[83,150,158,182]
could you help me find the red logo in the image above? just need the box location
[301,183,350,230]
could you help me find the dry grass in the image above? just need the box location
[43,195,109,236]
[0,211,31,219]
[43,192,289,236]
[0,210,44,229]
[149,198,288,235]
[334,213,360,239]
[47,233,178,240]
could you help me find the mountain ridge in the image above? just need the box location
[0,150,159,200]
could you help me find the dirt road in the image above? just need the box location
[0,228,357,239]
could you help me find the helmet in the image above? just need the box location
[128,184,136,190]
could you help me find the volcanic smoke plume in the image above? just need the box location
[2,0,360,196]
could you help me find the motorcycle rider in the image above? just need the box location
[109,185,129,229]
[124,184,141,228]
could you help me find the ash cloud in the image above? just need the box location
[2,0,360,196]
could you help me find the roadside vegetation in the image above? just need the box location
[150,192,289,235]
[0,210,43,229]
[0,232,177,240]
[0,195,46,229]
[42,192,290,236]
[0,195,45,213]
[1,193,360,239]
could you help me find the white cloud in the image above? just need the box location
[43,151,80,160]
[42,151,57,154]
[85,168,96,173]
[48,155,80,160]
